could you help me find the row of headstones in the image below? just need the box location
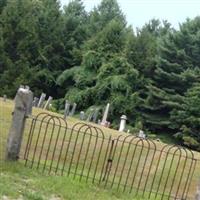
[2,89,146,138]
[3,86,146,137]
[63,101,146,138]
[63,100,100,123]
[32,93,53,110]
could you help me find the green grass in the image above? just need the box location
[0,162,142,200]
[0,98,200,200]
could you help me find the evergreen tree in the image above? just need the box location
[140,17,200,140]
[171,83,200,150]
[0,0,41,96]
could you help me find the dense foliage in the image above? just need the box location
[0,0,200,150]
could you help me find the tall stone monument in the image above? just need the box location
[101,103,110,126]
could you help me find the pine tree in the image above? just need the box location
[140,17,200,138]
[171,83,200,150]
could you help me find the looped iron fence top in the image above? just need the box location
[21,113,197,200]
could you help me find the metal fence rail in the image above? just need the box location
[20,113,197,200]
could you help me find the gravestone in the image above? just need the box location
[101,103,110,126]
[32,97,39,107]
[44,96,53,110]
[92,109,99,123]
[37,93,46,108]
[69,103,77,116]
[64,100,70,120]
[119,115,127,132]
[138,130,146,139]
[87,108,94,121]
[79,111,85,120]
[6,87,33,160]
[3,95,7,102]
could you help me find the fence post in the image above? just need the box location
[6,87,33,161]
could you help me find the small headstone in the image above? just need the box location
[138,130,146,139]
[105,121,110,128]
[87,108,94,121]
[44,96,53,110]
[119,115,127,132]
[69,103,77,116]
[64,100,70,120]
[92,109,99,123]
[127,129,130,133]
[79,111,85,120]
[32,97,39,107]
[98,119,101,125]
[3,95,7,102]
[37,93,46,108]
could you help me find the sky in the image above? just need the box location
[60,0,200,30]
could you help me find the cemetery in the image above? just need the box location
[0,87,200,200]
[1,0,200,199]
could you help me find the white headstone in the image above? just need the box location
[3,95,7,102]
[101,103,110,126]
[64,100,70,120]
[69,103,77,116]
[138,130,146,139]
[37,93,46,108]
[80,111,85,120]
[44,96,53,110]
[119,115,127,132]
[92,109,99,123]
[32,97,39,107]
[87,108,94,121]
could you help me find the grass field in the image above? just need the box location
[0,98,200,200]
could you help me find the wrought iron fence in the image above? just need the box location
[20,113,197,200]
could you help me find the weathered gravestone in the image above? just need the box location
[44,96,53,110]
[37,93,46,108]
[32,97,39,107]
[79,111,85,120]
[138,130,146,139]
[6,87,33,160]
[92,109,99,123]
[87,108,94,121]
[3,95,7,102]
[69,103,77,116]
[64,100,70,120]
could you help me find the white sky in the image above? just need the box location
[60,0,200,30]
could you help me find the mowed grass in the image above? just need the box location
[0,98,200,200]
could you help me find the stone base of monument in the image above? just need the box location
[100,121,110,128]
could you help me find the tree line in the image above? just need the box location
[0,0,200,150]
